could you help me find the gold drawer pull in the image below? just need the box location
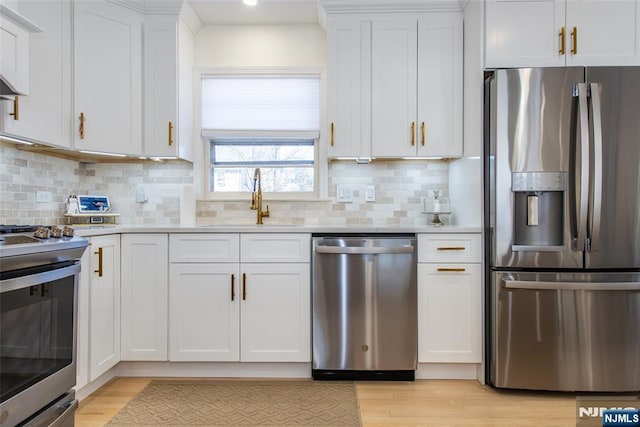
[79,112,85,139]
[437,268,466,272]
[94,247,103,277]
[559,26,566,55]
[242,273,247,300]
[9,96,19,120]
[410,122,415,146]
[436,246,466,251]
[330,122,334,147]
[231,274,235,301]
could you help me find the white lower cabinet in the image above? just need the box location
[77,234,121,383]
[240,263,310,362]
[169,263,240,361]
[121,234,168,361]
[417,234,482,363]
[168,233,311,363]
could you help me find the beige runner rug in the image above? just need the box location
[106,379,362,426]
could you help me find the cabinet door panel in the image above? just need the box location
[144,16,178,158]
[89,235,121,381]
[418,263,481,363]
[566,1,639,66]
[240,263,310,362]
[73,0,142,155]
[485,0,566,68]
[121,234,168,361]
[169,263,240,361]
[372,19,418,157]
[170,234,240,263]
[327,20,371,158]
[2,0,71,147]
[241,234,310,263]
[417,14,462,157]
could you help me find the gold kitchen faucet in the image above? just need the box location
[250,168,270,224]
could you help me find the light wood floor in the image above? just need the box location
[75,377,576,426]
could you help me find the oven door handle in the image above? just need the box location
[503,279,640,291]
[0,263,80,293]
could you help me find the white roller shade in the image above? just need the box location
[202,76,320,131]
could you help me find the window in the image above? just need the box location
[202,75,320,197]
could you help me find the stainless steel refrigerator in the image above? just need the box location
[485,67,640,392]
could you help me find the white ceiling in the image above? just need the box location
[189,0,320,25]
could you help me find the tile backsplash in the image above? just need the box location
[0,141,192,226]
[1,141,449,227]
[197,160,448,227]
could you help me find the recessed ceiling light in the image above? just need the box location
[243,0,257,6]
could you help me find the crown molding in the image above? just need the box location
[319,0,464,14]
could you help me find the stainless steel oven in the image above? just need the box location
[0,227,87,427]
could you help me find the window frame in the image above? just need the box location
[198,68,327,201]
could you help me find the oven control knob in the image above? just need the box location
[50,225,63,238]
[62,226,75,237]
[34,226,50,239]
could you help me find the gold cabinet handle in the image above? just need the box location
[421,121,425,146]
[437,246,467,251]
[330,122,334,147]
[559,27,566,55]
[437,268,466,272]
[231,274,235,301]
[571,26,577,54]
[9,96,19,120]
[94,247,103,277]
[168,121,174,146]
[242,273,247,300]
[79,112,85,139]
[411,122,415,146]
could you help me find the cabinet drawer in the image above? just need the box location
[241,234,311,263]
[418,234,481,263]
[170,234,239,263]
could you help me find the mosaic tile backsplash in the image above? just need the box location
[1,141,449,227]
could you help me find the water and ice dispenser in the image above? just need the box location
[512,172,566,249]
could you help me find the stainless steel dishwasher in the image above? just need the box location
[312,234,417,380]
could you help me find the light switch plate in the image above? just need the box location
[336,185,353,203]
[36,191,52,203]
[365,185,375,202]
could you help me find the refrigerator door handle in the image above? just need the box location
[573,83,590,252]
[587,83,603,252]
[503,279,640,291]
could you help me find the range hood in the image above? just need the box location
[0,76,24,96]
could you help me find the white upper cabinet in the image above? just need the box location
[371,13,463,158]
[326,18,372,158]
[1,0,71,147]
[73,0,142,155]
[143,13,195,160]
[0,0,42,96]
[564,1,638,66]
[485,0,640,68]
[416,14,463,157]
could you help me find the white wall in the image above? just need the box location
[195,24,327,68]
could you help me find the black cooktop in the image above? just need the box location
[0,225,42,234]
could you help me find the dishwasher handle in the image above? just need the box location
[315,245,414,255]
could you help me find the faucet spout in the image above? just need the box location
[250,168,270,224]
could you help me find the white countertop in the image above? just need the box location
[73,224,482,237]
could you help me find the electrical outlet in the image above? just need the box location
[36,191,52,203]
[336,185,353,203]
[365,185,375,202]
